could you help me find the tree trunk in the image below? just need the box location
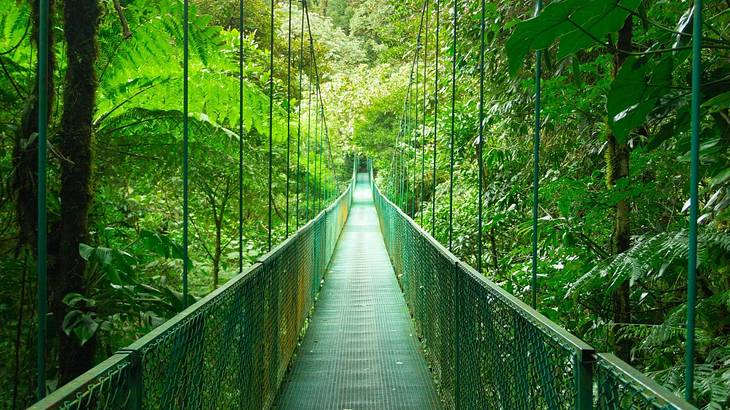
[213,218,222,289]
[52,0,101,384]
[606,17,633,363]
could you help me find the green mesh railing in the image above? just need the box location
[371,179,695,410]
[30,184,352,410]
[595,353,693,410]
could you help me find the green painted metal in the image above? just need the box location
[531,0,542,309]
[30,354,135,410]
[37,0,49,398]
[412,1,424,218]
[296,1,305,230]
[32,166,698,410]
[685,0,702,403]
[30,185,353,410]
[420,0,428,228]
[238,0,244,274]
[267,0,274,251]
[305,46,312,221]
[276,174,440,408]
[372,180,695,410]
[313,94,320,214]
[596,353,695,410]
[182,0,190,307]
[285,0,292,237]
[476,0,485,273]
[432,0,439,236]
[448,0,457,252]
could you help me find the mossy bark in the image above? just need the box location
[606,17,633,363]
[52,0,101,384]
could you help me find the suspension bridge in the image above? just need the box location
[26,0,706,408]
[29,166,697,409]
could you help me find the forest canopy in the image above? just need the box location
[0,0,728,409]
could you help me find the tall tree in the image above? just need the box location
[606,17,633,363]
[52,0,101,383]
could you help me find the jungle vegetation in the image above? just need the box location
[0,0,728,408]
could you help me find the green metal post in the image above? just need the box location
[454,263,462,408]
[685,0,702,403]
[575,351,593,410]
[183,0,189,307]
[476,0,485,273]
[36,0,49,398]
[313,91,320,213]
[531,0,542,309]
[238,0,244,273]
[448,0,457,252]
[305,30,312,221]
[285,0,292,237]
[420,0,428,228]
[432,0,439,236]
[296,2,304,229]
[268,0,274,251]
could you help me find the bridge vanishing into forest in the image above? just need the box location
[31,169,695,409]
[27,0,707,408]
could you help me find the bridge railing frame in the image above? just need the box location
[30,182,354,410]
[370,173,695,410]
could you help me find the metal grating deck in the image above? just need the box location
[275,177,441,409]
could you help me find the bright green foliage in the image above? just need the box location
[352,0,729,408]
[506,0,642,75]
[0,0,348,406]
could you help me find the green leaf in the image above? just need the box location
[557,0,641,60]
[62,293,96,308]
[702,91,730,114]
[78,243,136,285]
[62,310,99,346]
[506,0,641,75]
[607,55,673,142]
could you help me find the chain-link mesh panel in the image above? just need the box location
[595,353,694,410]
[371,180,697,410]
[33,185,352,410]
[373,182,595,410]
[29,354,136,410]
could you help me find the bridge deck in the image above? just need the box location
[276,177,441,409]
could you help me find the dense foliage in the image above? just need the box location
[349,0,729,408]
[0,0,355,406]
[0,0,728,408]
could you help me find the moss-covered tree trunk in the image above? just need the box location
[51,0,101,384]
[606,17,633,363]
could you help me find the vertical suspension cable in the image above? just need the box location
[394,109,403,202]
[476,0,485,273]
[285,0,292,237]
[296,2,305,229]
[412,2,424,217]
[318,105,323,210]
[420,0,429,227]
[431,0,439,236]
[313,85,320,212]
[36,0,49,398]
[448,0,457,252]
[531,0,542,308]
[267,0,274,251]
[398,106,405,208]
[305,7,324,214]
[183,0,190,306]
[685,0,702,403]
[305,29,312,221]
[238,0,244,273]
